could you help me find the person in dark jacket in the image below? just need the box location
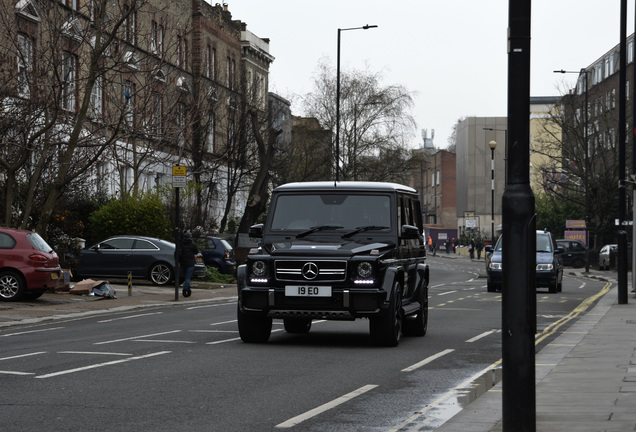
[179,231,199,297]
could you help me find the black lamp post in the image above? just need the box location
[489,140,497,245]
[335,24,377,182]
[554,68,589,272]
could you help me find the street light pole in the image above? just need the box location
[335,24,377,183]
[489,140,497,245]
[554,69,590,273]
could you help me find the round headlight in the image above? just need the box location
[357,262,373,278]
[252,260,267,277]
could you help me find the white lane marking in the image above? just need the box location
[276,384,379,429]
[98,312,163,323]
[438,291,457,296]
[0,327,64,337]
[135,339,197,344]
[187,301,237,310]
[58,351,131,356]
[207,337,242,345]
[402,349,455,372]
[191,330,238,333]
[466,329,500,343]
[206,328,284,345]
[35,351,171,379]
[0,352,47,361]
[210,320,238,326]
[0,370,35,376]
[94,330,181,345]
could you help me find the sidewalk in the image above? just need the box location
[0,281,238,327]
[434,256,636,431]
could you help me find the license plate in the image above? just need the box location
[285,286,331,297]
[51,272,59,280]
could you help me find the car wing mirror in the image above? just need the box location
[400,224,420,240]
[249,224,264,240]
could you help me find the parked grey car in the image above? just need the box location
[77,235,206,285]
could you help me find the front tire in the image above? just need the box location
[238,304,272,343]
[370,282,403,347]
[403,283,428,337]
[0,270,26,301]
[150,263,173,286]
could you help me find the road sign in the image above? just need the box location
[172,166,187,188]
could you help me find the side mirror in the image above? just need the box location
[555,247,565,254]
[400,224,420,240]
[485,245,493,253]
[249,224,264,240]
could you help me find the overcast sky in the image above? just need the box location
[221,1,634,149]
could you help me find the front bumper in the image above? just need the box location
[239,285,387,320]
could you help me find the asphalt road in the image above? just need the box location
[1,256,609,431]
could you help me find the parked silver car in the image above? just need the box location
[599,244,617,270]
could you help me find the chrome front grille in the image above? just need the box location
[275,260,347,282]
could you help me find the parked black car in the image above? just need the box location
[76,235,206,286]
[238,181,429,347]
[198,236,237,274]
[556,239,587,268]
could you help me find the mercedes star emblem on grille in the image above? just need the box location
[302,262,319,280]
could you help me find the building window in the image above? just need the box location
[123,5,136,44]
[205,45,210,78]
[211,48,216,80]
[208,111,216,151]
[61,51,76,111]
[151,20,163,56]
[436,170,440,185]
[176,36,181,67]
[17,33,33,99]
[152,92,162,135]
[431,173,434,188]
[226,57,230,88]
[227,118,235,148]
[90,75,103,118]
[123,79,135,126]
[629,41,634,64]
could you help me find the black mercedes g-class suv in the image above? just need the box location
[237,181,429,347]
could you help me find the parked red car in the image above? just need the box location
[0,227,61,301]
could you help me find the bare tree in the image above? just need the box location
[532,85,626,248]
[303,60,417,182]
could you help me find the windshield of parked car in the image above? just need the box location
[270,193,392,232]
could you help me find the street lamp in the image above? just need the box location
[335,24,378,182]
[554,68,589,272]
[489,140,497,245]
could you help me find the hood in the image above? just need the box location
[536,252,555,264]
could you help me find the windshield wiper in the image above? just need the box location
[342,225,389,238]
[296,225,344,238]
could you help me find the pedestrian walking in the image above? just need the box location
[476,238,484,259]
[178,231,199,298]
[469,239,475,259]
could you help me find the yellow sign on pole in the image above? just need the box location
[172,166,187,176]
[172,166,187,188]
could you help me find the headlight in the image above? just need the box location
[489,262,502,270]
[536,263,554,271]
[357,261,373,278]
[252,260,267,277]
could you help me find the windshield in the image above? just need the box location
[493,233,553,253]
[270,193,392,232]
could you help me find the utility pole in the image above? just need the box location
[502,1,535,431]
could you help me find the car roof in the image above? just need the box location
[274,181,417,194]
